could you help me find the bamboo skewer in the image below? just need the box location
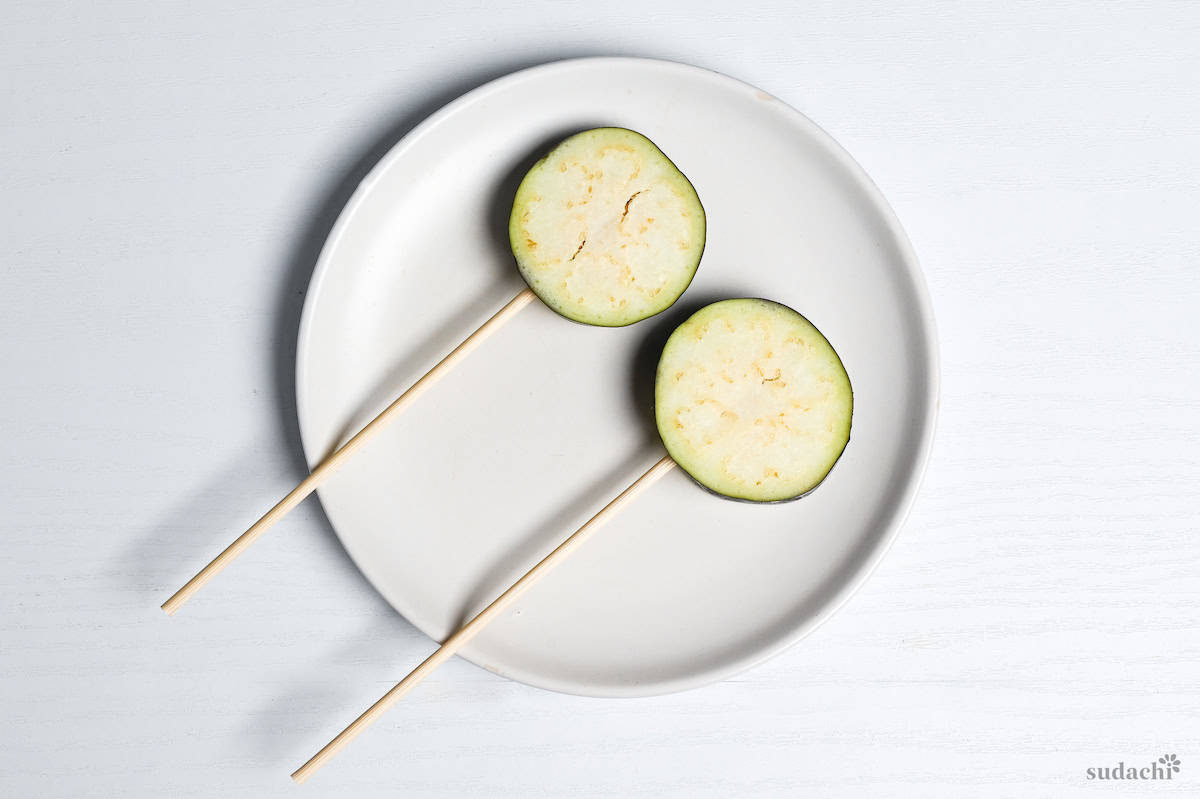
[161,288,537,616]
[291,455,677,784]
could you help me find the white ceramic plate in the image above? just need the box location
[297,57,938,697]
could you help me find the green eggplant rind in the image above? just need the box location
[655,298,853,503]
[509,127,706,327]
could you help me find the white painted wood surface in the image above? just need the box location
[1,2,1197,796]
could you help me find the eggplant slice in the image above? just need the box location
[509,128,705,327]
[655,299,853,502]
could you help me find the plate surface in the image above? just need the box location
[297,57,938,697]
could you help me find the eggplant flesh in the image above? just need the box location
[509,128,705,327]
[655,299,853,502]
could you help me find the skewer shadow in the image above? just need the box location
[139,51,688,611]
[233,611,425,764]
[127,48,706,766]
[123,59,584,606]
[116,444,275,599]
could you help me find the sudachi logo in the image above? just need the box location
[1086,753,1181,781]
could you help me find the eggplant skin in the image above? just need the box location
[509,128,706,327]
[654,299,853,503]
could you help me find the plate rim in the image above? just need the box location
[295,55,940,697]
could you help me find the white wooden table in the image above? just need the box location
[2,2,1197,796]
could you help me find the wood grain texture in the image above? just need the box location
[1,1,1197,797]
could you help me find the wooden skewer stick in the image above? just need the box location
[161,288,537,616]
[291,454,677,784]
